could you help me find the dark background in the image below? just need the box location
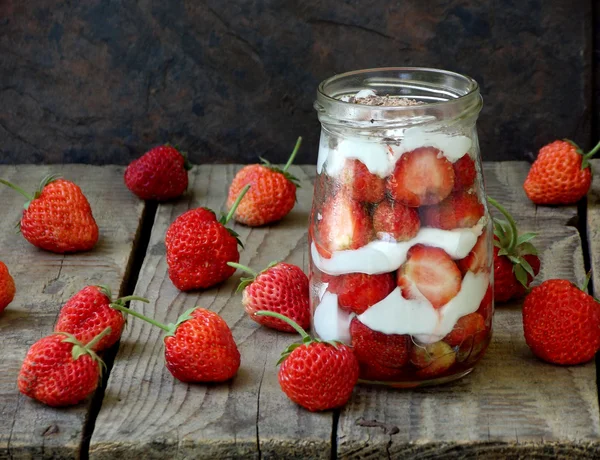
[0,0,597,165]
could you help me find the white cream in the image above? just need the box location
[400,127,472,161]
[354,89,377,99]
[324,138,393,178]
[313,292,353,344]
[311,224,483,276]
[353,271,489,344]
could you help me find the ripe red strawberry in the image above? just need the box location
[421,191,484,230]
[477,284,493,324]
[329,272,395,314]
[112,304,240,382]
[228,261,310,332]
[314,192,372,258]
[444,313,486,347]
[398,245,462,308]
[350,318,410,368]
[456,230,490,274]
[165,185,250,291]
[256,311,359,412]
[0,261,15,314]
[0,176,98,253]
[523,139,600,205]
[125,145,192,201]
[18,327,111,407]
[359,362,406,381]
[410,341,456,378]
[488,198,540,303]
[452,154,477,192]
[387,147,455,206]
[55,285,149,351]
[523,278,600,365]
[227,137,302,226]
[372,200,420,242]
[339,159,385,203]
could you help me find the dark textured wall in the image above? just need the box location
[0,0,594,165]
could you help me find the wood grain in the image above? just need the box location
[0,165,145,459]
[336,162,600,458]
[587,159,600,297]
[89,165,333,459]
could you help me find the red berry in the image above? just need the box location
[386,147,455,206]
[410,341,456,378]
[421,191,484,230]
[340,159,385,203]
[372,200,420,242]
[350,318,411,368]
[452,154,477,192]
[329,272,395,314]
[0,261,15,314]
[456,230,490,274]
[398,245,462,308]
[444,313,486,347]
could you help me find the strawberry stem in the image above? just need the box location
[115,296,150,304]
[0,179,33,201]
[223,184,251,225]
[85,326,112,350]
[581,271,592,292]
[255,311,309,339]
[110,303,171,333]
[584,140,600,160]
[283,137,303,173]
[227,262,258,278]
[487,197,518,251]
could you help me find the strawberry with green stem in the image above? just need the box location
[165,184,250,291]
[255,310,358,412]
[487,197,540,302]
[18,327,111,407]
[227,137,302,226]
[227,261,310,332]
[111,304,240,382]
[0,175,98,253]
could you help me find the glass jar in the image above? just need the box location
[309,68,492,387]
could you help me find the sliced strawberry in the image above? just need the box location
[386,147,455,206]
[456,230,489,274]
[397,245,462,308]
[452,154,477,192]
[373,200,420,242]
[340,159,385,203]
[476,284,493,324]
[444,313,486,347]
[330,272,395,314]
[315,193,373,258]
[421,191,484,230]
[350,318,411,368]
[359,362,407,382]
[410,341,456,378]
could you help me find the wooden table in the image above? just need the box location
[0,162,598,459]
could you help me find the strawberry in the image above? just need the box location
[421,191,484,230]
[227,137,302,226]
[359,362,406,381]
[112,304,240,382]
[329,272,395,314]
[314,192,372,258]
[456,230,489,274]
[55,285,149,351]
[523,278,600,365]
[410,341,456,378]
[339,159,385,203]
[477,284,494,324]
[228,261,310,332]
[452,154,477,192]
[372,200,420,242]
[444,313,486,347]
[523,139,600,205]
[350,318,410,368]
[256,311,359,412]
[125,145,192,201]
[18,327,111,407]
[488,198,540,302]
[386,147,455,206]
[0,176,98,253]
[0,261,15,314]
[397,245,462,308]
[165,185,250,291]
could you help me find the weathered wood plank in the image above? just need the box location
[336,162,600,458]
[89,165,332,459]
[0,165,145,459]
[586,159,600,298]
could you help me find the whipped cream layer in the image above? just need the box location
[311,223,484,276]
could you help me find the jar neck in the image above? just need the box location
[315,67,482,130]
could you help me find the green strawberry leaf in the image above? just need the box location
[520,257,536,278]
[516,232,537,245]
[236,276,255,293]
[226,227,244,248]
[518,242,538,256]
[513,264,528,288]
[508,255,521,265]
[497,248,509,256]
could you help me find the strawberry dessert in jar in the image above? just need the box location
[309,68,492,387]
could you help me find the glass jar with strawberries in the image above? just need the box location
[309,68,492,387]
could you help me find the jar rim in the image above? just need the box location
[317,67,479,110]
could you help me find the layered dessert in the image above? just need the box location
[309,89,492,386]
